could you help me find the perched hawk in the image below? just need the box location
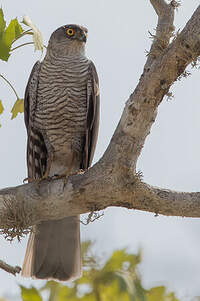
[22,25,100,281]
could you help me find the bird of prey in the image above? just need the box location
[21,24,100,281]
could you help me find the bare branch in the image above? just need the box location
[145,0,175,69]
[1,170,200,239]
[150,0,169,16]
[0,260,21,276]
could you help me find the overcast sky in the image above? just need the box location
[0,0,200,300]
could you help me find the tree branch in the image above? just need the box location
[150,0,169,15]
[1,173,200,241]
[145,0,175,69]
[1,4,200,241]
[0,260,21,276]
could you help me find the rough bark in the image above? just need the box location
[1,1,200,240]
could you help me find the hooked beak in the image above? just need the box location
[80,32,87,42]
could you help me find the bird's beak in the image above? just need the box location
[80,32,87,42]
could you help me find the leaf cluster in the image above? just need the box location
[0,8,23,61]
[19,241,179,301]
[0,8,36,123]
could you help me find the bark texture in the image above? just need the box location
[1,1,200,240]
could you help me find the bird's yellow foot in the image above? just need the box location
[23,176,51,185]
[52,169,85,188]
[52,174,69,186]
[36,175,52,185]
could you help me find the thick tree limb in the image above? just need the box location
[1,3,200,241]
[1,174,200,238]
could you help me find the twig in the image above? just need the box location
[11,42,47,52]
[0,260,21,276]
[11,42,34,52]
[11,29,33,45]
[80,209,104,225]
[0,74,20,99]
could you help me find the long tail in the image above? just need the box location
[22,216,81,281]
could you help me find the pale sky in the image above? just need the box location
[0,0,200,299]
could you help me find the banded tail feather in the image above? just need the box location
[27,128,47,180]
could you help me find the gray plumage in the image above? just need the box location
[22,24,100,281]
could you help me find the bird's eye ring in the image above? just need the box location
[66,28,75,36]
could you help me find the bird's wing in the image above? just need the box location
[24,61,41,130]
[81,61,100,170]
[24,61,47,180]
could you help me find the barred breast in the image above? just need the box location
[34,54,90,173]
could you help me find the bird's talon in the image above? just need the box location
[23,177,29,183]
[23,177,34,183]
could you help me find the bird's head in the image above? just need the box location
[47,24,88,57]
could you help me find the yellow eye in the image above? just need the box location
[66,28,75,36]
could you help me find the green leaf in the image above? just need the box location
[40,280,60,291]
[81,240,93,257]
[20,286,42,301]
[75,270,93,285]
[78,293,96,301]
[167,292,180,301]
[0,14,23,61]
[146,286,169,301]
[0,8,6,36]
[4,19,17,46]
[99,280,130,301]
[0,39,10,60]
[12,18,23,39]
[18,242,181,301]
[40,281,78,301]
[1,19,18,60]
[134,278,147,301]
[55,285,78,301]
[11,98,24,119]
[103,249,141,273]
[0,8,9,61]
[0,100,4,114]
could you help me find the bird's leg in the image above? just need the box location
[62,154,86,186]
[63,159,74,186]
[52,153,76,185]
[37,152,54,183]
